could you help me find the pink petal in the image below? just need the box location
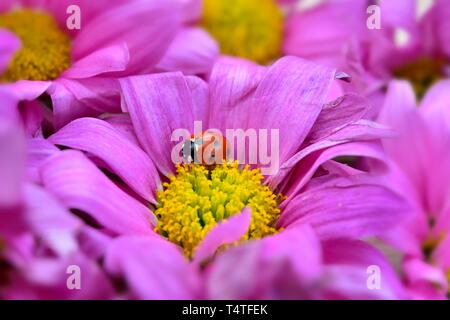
[4,253,114,299]
[102,114,140,146]
[105,235,200,299]
[433,233,450,272]
[305,94,369,143]
[379,81,446,214]
[0,87,19,122]
[283,0,367,66]
[193,208,251,264]
[156,27,219,75]
[72,0,182,75]
[320,239,407,299]
[25,138,60,184]
[62,43,130,79]
[3,80,51,101]
[0,117,25,208]
[120,73,196,177]
[270,125,391,194]
[279,174,410,240]
[207,59,265,134]
[49,117,161,203]
[40,150,156,236]
[49,78,120,129]
[23,183,81,256]
[423,0,450,57]
[420,79,450,129]
[78,225,114,260]
[403,258,448,296]
[0,29,21,73]
[206,225,323,299]
[245,56,336,165]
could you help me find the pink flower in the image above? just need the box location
[0,89,113,299]
[378,80,450,299]
[0,0,218,129]
[284,0,450,116]
[37,57,409,299]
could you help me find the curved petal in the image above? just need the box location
[379,80,447,214]
[156,27,219,75]
[49,78,121,129]
[180,0,202,23]
[23,183,81,256]
[3,80,51,101]
[0,87,19,122]
[193,208,250,264]
[423,0,450,57]
[23,0,128,32]
[62,43,130,79]
[283,0,368,66]
[320,239,408,299]
[0,28,21,73]
[72,0,182,75]
[49,117,161,203]
[26,138,60,184]
[102,114,140,145]
[40,150,156,236]
[403,257,448,298]
[105,236,200,299]
[305,94,369,144]
[278,174,410,240]
[20,100,44,138]
[120,72,196,177]
[206,224,323,299]
[271,127,390,194]
[207,58,266,133]
[420,79,450,129]
[245,56,336,165]
[3,253,114,300]
[433,233,450,272]
[0,117,25,208]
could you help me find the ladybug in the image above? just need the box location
[182,130,228,165]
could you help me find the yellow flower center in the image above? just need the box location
[155,162,281,258]
[201,0,283,65]
[394,57,445,99]
[0,9,71,82]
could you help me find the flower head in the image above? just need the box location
[0,0,218,129]
[41,57,409,299]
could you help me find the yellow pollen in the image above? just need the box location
[201,0,283,65]
[394,57,445,99]
[0,9,71,82]
[155,162,281,258]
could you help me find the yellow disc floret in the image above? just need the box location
[201,0,283,65]
[0,9,71,82]
[155,162,281,258]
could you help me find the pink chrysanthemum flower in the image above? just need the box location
[31,57,410,299]
[0,89,114,299]
[284,0,450,116]
[378,80,450,299]
[0,0,218,129]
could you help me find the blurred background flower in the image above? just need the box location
[377,80,450,299]
[0,0,218,130]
